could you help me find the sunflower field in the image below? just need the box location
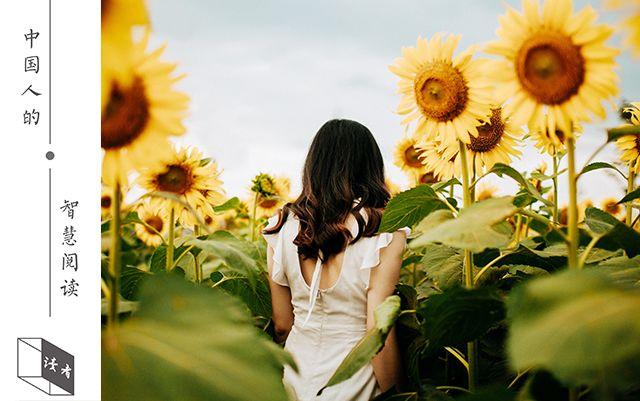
[101,0,640,400]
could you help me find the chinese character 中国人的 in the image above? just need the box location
[21,84,41,96]
[62,253,78,272]
[61,279,79,297]
[43,356,58,372]
[24,109,40,125]
[24,29,39,48]
[25,56,39,73]
[60,200,79,219]
[62,226,77,246]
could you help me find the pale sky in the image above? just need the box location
[147,0,639,207]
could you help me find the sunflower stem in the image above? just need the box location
[194,225,202,283]
[459,140,478,392]
[567,137,579,270]
[107,181,122,331]
[166,208,175,271]
[250,192,259,241]
[552,155,559,224]
[626,168,635,226]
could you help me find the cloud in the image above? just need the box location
[148,0,640,204]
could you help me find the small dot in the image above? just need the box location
[46,151,55,160]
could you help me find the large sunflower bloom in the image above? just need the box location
[134,199,169,248]
[102,0,149,105]
[390,33,494,146]
[102,32,189,186]
[615,103,640,173]
[456,107,523,172]
[137,147,226,227]
[486,0,619,135]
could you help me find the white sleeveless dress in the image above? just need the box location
[263,213,409,401]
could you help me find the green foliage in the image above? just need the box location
[213,196,241,213]
[618,187,640,204]
[488,164,551,207]
[418,286,505,354]
[187,231,264,287]
[584,207,640,257]
[507,270,640,392]
[419,244,463,289]
[411,197,518,252]
[379,185,448,232]
[103,275,293,401]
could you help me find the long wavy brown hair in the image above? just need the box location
[263,119,390,261]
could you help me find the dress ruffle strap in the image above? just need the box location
[359,227,411,289]
[262,214,288,287]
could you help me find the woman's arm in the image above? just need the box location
[267,245,294,344]
[367,230,406,392]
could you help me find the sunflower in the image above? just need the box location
[394,137,427,175]
[558,200,591,225]
[456,107,523,172]
[102,0,149,105]
[390,33,494,146]
[477,183,500,201]
[531,114,583,156]
[601,197,625,219]
[486,0,619,135]
[101,183,129,219]
[615,105,640,173]
[102,32,189,186]
[134,199,169,247]
[605,0,640,57]
[418,140,460,180]
[137,146,226,227]
[621,102,640,125]
[101,187,113,219]
[249,175,291,219]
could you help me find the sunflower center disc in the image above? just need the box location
[604,201,620,215]
[468,109,505,153]
[420,172,437,184]
[404,145,423,168]
[516,32,585,105]
[145,215,164,233]
[156,165,192,194]
[101,0,110,19]
[414,61,469,122]
[102,77,150,150]
[635,135,640,153]
[101,195,112,209]
[259,197,278,209]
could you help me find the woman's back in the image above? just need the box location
[264,119,406,400]
[264,211,408,400]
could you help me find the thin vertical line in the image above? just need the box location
[49,168,51,317]
[48,0,51,145]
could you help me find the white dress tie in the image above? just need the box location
[302,257,323,326]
